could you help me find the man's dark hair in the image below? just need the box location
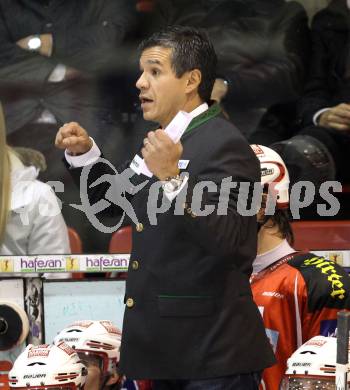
[262,209,294,245]
[139,25,217,102]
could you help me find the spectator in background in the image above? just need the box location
[0,103,70,273]
[297,0,350,183]
[260,0,350,188]
[0,0,135,148]
[149,0,310,137]
[251,144,350,390]
[0,0,135,132]
[0,0,136,252]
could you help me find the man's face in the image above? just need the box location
[136,46,189,127]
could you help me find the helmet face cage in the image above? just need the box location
[54,321,121,378]
[76,351,119,388]
[8,343,87,390]
[280,375,342,389]
[281,336,350,390]
[77,350,109,373]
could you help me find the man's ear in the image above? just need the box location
[185,69,202,94]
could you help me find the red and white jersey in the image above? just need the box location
[251,243,350,390]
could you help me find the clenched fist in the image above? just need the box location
[141,129,183,181]
[55,122,93,155]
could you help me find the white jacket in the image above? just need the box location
[0,154,70,277]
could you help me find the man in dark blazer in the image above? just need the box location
[55,26,274,390]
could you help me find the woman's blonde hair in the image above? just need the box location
[0,103,11,245]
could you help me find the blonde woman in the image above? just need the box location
[0,104,70,270]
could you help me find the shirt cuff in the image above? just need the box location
[64,137,101,168]
[163,175,189,202]
[313,108,330,125]
[48,64,66,83]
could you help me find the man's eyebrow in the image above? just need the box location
[145,59,163,66]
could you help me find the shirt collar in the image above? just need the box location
[188,102,209,119]
[253,239,295,274]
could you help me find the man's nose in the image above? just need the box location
[136,72,149,90]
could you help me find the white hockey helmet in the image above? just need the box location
[280,335,350,389]
[8,342,87,389]
[54,320,121,376]
[251,144,290,208]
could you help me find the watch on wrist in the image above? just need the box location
[162,175,184,193]
[28,35,42,51]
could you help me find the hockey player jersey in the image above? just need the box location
[251,250,350,390]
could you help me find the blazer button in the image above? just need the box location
[126,298,134,308]
[136,223,144,232]
[131,260,139,270]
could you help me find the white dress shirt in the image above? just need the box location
[65,103,209,200]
